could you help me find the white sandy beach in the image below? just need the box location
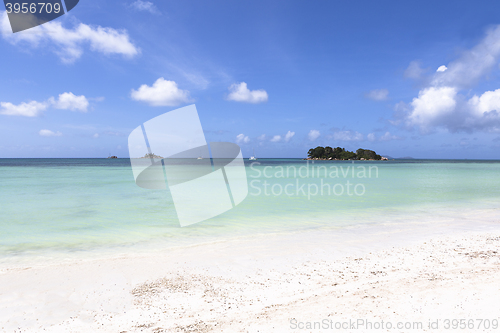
[1,219,500,333]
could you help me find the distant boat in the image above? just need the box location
[249,148,257,160]
[197,148,203,159]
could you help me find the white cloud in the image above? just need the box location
[51,92,89,112]
[408,86,457,128]
[131,78,192,106]
[332,130,364,141]
[468,88,500,115]
[284,130,295,142]
[130,0,160,14]
[236,133,250,144]
[270,135,281,142]
[398,25,500,132]
[404,60,426,79]
[1,92,91,117]
[436,65,448,72]
[403,85,500,132]
[182,72,210,90]
[363,132,404,142]
[365,89,389,101]
[308,130,320,141]
[1,11,140,63]
[432,26,500,88]
[263,131,295,143]
[227,82,268,104]
[379,131,403,141]
[0,101,49,117]
[93,133,99,138]
[258,132,294,142]
[39,129,62,137]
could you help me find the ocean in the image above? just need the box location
[1,158,500,266]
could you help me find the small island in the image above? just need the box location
[306,146,388,161]
[141,153,164,159]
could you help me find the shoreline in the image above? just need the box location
[1,199,499,264]
[1,222,500,332]
[2,198,500,269]
[0,204,497,270]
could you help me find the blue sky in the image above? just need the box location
[2,0,500,158]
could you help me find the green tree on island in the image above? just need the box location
[307,146,382,160]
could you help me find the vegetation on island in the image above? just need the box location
[141,153,164,159]
[307,146,384,160]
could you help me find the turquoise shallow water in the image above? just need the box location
[1,158,500,262]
